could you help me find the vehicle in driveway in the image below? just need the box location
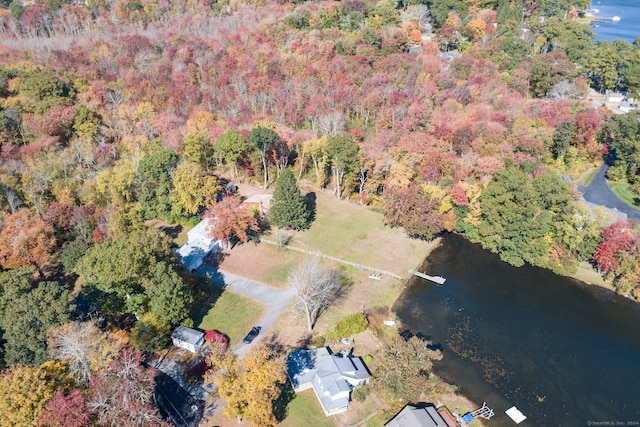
[243,326,261,344]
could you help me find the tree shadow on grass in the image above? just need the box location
[160,224,183,240]
[273,384,296,423]
[190,256,229,328]
[305,191,317,224]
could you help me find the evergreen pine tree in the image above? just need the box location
[269,168,310,230]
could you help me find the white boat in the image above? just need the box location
[612,16,621,21]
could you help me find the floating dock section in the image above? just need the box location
[408,269,446,285]
[505,406,527,424]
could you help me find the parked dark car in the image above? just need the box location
[242,326,261,344]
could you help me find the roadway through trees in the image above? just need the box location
[578,161,640,221]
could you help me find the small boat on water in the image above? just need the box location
[408,269,446,285]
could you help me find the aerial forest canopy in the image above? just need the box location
[0,0,639,374]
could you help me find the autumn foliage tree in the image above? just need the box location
[382,183,445,240]
[0,208,56,279]
[374,331,442,402]
[205,343,286,427]
[47,322,127,385]
[592,220,632,273]
[203,196,259,248]
[36,389,91,427]
[86,349,169,427]
[0,361,74,427]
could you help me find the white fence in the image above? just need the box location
[260,238,403,280]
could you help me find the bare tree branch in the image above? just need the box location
[288,258,343,332]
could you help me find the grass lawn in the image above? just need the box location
[216,243,307,290]
[286,190,432,277]
[195,291,265,346]
[277,389,334,427]
[609,182,640,209]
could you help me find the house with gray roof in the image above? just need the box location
[286,347,370,416]
[385,404,456,427]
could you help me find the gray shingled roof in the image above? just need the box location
[384,405,449,427]
[172,326,204,345]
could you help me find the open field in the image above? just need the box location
[216,187,439,347]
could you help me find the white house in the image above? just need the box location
[286,347,370,416]
[176,218,221,272]
[606,92,624,103]
[171,326,205,353]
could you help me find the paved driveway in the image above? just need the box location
[197,266,296,357]
[578,162,640,221]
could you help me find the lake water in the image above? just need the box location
[393,233,640,427]
[590,0,640,43]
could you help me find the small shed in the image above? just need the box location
[606,92,624,103]
[171,326,205,353]
[243,194,272,217]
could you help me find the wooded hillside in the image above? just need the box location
[1,0,640,422]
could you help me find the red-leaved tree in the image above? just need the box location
[593,220,632,273]
[203,196,259,249]
[0,208,57,279]
[36,389,90,427]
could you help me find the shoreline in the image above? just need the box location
[390,236,486,426]
[389,234,637,427]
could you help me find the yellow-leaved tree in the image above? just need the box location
[170,162,219,216]
[205,343,286,427]
[0,361,74,427]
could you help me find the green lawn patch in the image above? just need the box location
[609,182,640,209]
[578,168,598,186]
[297,194,385,262]
[277,389,334,427]
[195,291,265,346]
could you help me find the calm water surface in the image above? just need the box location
[394,234,640,427]
[591,0,640,43]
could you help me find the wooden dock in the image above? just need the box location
[408,269,446,285]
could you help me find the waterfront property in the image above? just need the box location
[384,404,458,427]
[286,347,370,416]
